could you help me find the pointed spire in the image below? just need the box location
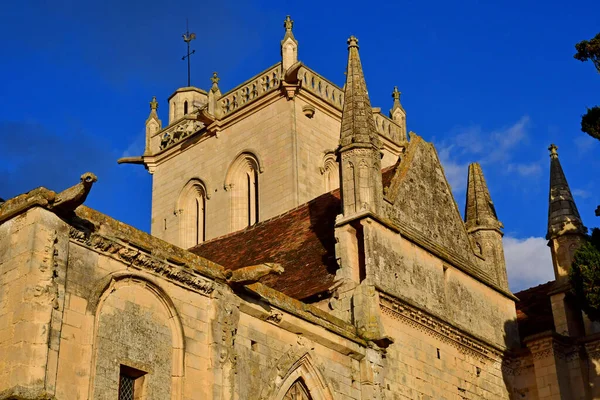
[208,72,221,116]
[283,15,295,40]
[465,163,503,232]
[339,36,380,149]
[281,15,298,71]
[145,96,162,155]
[391,86,404,112]
[547,144,586,239]
[337,36,383,217]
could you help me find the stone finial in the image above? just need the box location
[284,15,294,32]
[347,35,359,49]
[392,86,401,102]
[210,72,220,93]
[547,143,586,240]
[549,143,558,159]
[149,96,158,111]
[465,163,503,232]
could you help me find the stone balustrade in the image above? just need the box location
[159,116,204,150]
[219,64,283,117]
[298,67,344,109]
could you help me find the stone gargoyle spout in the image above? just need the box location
[52,172,98,213]
[225,262,284,286]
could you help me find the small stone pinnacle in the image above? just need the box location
[150,96,158,111]
[347,35,359,49]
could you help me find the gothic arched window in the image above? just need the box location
[226,152,261,231]
[183,101,189,115]
[283,379,312,400]
[178,180,207,248]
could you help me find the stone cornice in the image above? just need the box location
[379,292,507,362]
[69,226,217,297]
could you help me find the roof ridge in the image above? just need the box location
[191,189,342,249]
[514,280,556,296]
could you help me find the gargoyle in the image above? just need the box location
[52,172,97,213]
[225,263,284,286]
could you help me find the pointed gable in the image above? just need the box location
[384,134,478,266]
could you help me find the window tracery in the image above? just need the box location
[283,379,312,400]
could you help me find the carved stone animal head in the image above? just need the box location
[81,172,98,186]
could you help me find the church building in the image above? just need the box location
[1,16,599,400]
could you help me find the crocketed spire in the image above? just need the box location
[465,163,503,232]
[339,36,380,149]
[547,144,586,239]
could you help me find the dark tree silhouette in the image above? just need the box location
[570,229,600,321]
[574,33,600,140]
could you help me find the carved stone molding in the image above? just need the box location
[379,293,504,362]
[69,227,215,296]
[159,118,204,150]
[526,336,577,361]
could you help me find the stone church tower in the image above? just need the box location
[120,16,407,249]
[6,14,600,400]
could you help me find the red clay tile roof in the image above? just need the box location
[190,167,398,301]
[514,280,556,340]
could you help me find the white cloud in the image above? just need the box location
[436,115,531,194]
[573,188,591,199]
[503,236,554,292]
[437,146,469,193]
[506,162,542,177]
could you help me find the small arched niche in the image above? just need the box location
[321,153,339,192]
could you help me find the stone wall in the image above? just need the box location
[381,310,511,399]
[363,221,519,350]
[1,206,372,400]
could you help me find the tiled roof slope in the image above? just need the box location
[514,281,556,340]
[190,166,397,300]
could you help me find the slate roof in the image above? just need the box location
[190,166,397,301]
[514,280,556,340]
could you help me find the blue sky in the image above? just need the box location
[1,0,599,291]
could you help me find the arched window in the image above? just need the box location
[178,180,207,248]
[226,152,261,231]
[284,379,313,400]
[183,101,189,115]
[321,154,339,192]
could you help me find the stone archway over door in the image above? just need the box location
[284,379,313,400]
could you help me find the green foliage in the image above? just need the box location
[570,228,600,321]
[574,33,600,73]
[581,106,600,140]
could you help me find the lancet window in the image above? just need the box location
[178,180,207,248]
[227,152,261,231]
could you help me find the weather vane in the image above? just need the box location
[182,19,196,87]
